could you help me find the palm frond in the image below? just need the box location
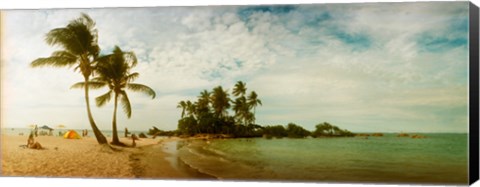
[31,56,77,68]
[119,91,132,118]
[70,81,107,89]
[45,28,74,47]
[127,83,156,99]
[95,90,113,107]
[126,72,139,82]
[70,82,87,89]
[124,51,138,67]
[76,13,96,30]
[51,50,77,59]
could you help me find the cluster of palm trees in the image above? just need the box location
[176,81,262,136]
[31,13,156,146]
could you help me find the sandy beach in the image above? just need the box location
[1,134,210,179]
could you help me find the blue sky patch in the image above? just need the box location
[417,35,467,52]
[332,30,371,50]
[238,5,296,22]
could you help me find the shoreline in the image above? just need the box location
[129,138,217,180]
[0,134,214,179]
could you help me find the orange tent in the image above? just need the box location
[63,130,81,139]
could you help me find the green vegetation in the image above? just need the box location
[177,81,263,137]
[262,125,287,138]
[311,122,354,137]
[147,126,177,137]
[286,123,311,138]
[260,123,351,139]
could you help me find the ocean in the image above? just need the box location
[175,133,468,184]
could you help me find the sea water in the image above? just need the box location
[177,134,468,184]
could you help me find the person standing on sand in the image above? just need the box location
[125,128,130,138]
[34,125,38,137]
[131,133,138,147]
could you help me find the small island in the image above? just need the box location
[141,81,357,140]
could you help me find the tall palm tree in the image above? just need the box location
[233,96,249,125]
[247,91,262,124]
[30,13,108,144]
[177,100,187,118]
[185,100,197,118]
[198,90,211,109]
[210,86,231,119]
[232,81,247,97]
[73,46,156,146]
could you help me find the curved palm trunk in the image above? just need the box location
[111,93,122,145]
[252,107,256,124]
[84,77,108,144]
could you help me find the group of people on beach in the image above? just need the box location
[23,126,140,149]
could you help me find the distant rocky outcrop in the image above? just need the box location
[411,134,426,139]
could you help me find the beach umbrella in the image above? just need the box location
[39,125,54,130]
[57,124,66,129]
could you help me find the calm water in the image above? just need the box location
[176,134,468,184]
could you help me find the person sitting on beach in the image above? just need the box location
[27,133,43,149]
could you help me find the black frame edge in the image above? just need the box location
[470,1,480,185]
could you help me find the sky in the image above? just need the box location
[0,1,471,133]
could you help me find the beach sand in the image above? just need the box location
[1,134,211,179]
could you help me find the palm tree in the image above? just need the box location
[185,100,197,118]
[30,13,108,144]
[210,86,231,119]
[73,46,156,146]
[247,91,262,124]
[233,96,250,125]
[177,100,187,118]
[232,81,247,97]
[197,90,211,113]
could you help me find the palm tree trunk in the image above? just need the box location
[253,107,256,124]
[84,77,108,144]
[111,93,121,145]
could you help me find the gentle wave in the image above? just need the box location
[178,140,273,180]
